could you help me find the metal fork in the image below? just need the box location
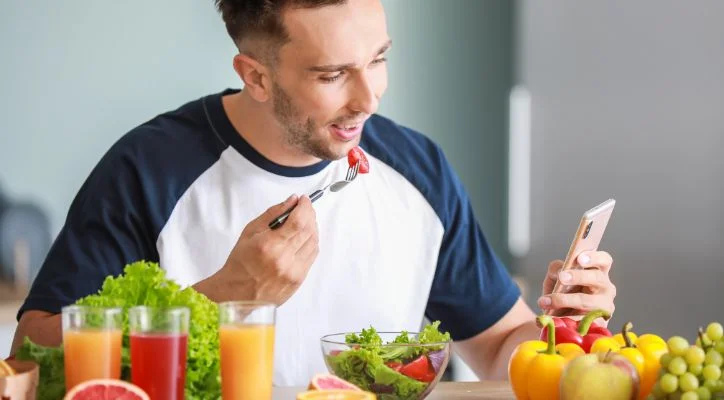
[268,162,360,229]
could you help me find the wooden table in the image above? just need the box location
[273,381,515,399]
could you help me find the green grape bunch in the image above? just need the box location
[648,322,724,400]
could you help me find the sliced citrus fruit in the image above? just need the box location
[63,379,149,400]
[0,359,15,377]
[297,390,376,400]
[308,373,362,391]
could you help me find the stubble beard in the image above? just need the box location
[271,82,347,161]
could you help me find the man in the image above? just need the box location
[11,0,616,385]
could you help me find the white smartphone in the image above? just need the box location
[550,198,616,296]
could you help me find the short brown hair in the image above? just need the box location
[214,0,346,52]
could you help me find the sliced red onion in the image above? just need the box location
[427,350,446,373]
[369,383,395,394]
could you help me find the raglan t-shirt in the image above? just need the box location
[19,88,521,386]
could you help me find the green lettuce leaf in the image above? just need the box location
[15,337,66,400]
[17,261,221,400]
[345,326,383,349]
[327,348,426,400]
[417,321,451,345]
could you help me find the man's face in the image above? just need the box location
[270,0,390,160]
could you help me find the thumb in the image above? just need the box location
[250,194,299,233]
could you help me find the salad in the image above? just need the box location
[324,322,451,400]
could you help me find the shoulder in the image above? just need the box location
[67,93,229,236]
[83,95,226,200]
[361,115,459,226]
[361,114,443,170]
[107,95,226,178]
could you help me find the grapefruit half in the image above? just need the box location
[63,379,149,400]
[308,374,362,391]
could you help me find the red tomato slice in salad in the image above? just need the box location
[385,361,403,372]
[347,147,370,174]
[398,355,436,383]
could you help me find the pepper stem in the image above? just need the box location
[537,315,557,355]
[577,309,612,335]
[621,322,635,348]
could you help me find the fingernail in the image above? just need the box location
[559,271,572,283]
[287,194,298,202]
[579,254,591,266]
[538,297,552,307]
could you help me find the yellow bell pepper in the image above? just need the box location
[590,336,621,354]
[556,342,585,362]
[631,332,667,400]
[613,330,638,347]
[508,316,570,400]
[617,323,646,380]
[593,322,667,400]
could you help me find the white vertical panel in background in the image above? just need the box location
[0,324,16,358]
[508,86,531,258]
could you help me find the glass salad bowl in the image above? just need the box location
[320,325,451,400]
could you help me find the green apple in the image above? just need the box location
[560,351,639,400]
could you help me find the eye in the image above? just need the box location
[371,57,387,65]
[319,71,345,83]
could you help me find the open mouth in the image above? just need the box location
[331,123,361,131]
[329,121,365,141]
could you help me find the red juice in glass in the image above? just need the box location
[130,333,188,400]
[129,306,189,400]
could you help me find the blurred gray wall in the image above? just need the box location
[515,0,724,340]
[0,1,239,236]
[0,0,239,358]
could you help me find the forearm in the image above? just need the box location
[454,299,541,380]
[10,312,62,356]
[487,320,540,379]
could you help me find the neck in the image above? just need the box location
[222,90,322,167]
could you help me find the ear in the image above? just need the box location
[233,53,272,102]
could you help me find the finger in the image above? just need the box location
[250,194,300,234]
[277,196,317,242]
[542,260,564,294]
[280,230,319,284]
[577,251,613,273]
[557,269,611,292]
[295,228,320,267]
[541,292,613,313]
[546,260,564,281]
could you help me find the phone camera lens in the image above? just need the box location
[583,221,593,239]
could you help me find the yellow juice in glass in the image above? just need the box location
[63,329,122,391]
[220,324,275,400]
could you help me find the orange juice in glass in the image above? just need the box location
[61,305,122,392]
[219,301,276,400]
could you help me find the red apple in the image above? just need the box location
[560,351,639,400]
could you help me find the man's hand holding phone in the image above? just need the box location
[538,251,616,322]
[536,199,618,324]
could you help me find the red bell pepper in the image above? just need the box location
[539,309,612,353]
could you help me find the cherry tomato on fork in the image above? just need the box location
[347,146,370,174]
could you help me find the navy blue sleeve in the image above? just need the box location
[18,137,160,318]
[362,115,521,341]
[18,96,226,320]
[423,155,521,341]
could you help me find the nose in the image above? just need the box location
[348,72,379,115]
